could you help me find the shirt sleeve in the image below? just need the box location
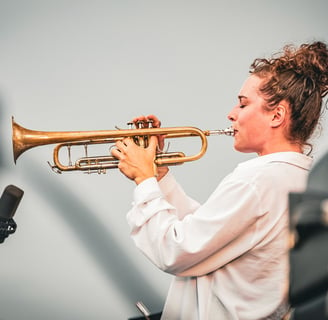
[158,172,201,219]
[126,174,263,277]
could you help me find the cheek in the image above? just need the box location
[239,116,258,135]
[240,110,267,132]
[237,117,265,146]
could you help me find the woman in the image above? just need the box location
[112,41,328,319]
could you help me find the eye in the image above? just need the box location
[239,104,246,108]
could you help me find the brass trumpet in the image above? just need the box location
[12,117,234,174]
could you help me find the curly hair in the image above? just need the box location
[249,41,328,152]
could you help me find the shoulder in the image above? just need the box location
[223,152,311,199]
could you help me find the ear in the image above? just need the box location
[270,104,288,128]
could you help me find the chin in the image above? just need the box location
[234,144,256,154]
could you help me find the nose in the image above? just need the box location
[227,105,238,121]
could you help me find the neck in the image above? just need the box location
[258,141,302,156]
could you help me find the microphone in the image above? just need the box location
[0,185,24,243]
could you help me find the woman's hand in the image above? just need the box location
[112,114,169,184]
[131,115,169,181]
[111,135,158,185]
[131,114,165,151]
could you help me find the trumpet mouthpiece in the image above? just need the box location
[206,128,234,136]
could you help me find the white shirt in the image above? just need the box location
[126,152,313,320]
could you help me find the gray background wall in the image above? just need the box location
[0,1,327,319]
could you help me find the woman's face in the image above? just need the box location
[227,75,277,155]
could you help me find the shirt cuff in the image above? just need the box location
[133,177,163,206]
[128,177,174,229]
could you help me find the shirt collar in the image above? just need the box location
[237,152,313,171]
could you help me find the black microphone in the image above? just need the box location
[0,185,24,243]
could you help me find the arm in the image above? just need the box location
[158,171,200,220]
[127,176,262,277]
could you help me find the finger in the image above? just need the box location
[157,135,165,152]
[132,115,148,128]
[110,146,121,158]
[131,115,162,128]
[113,141,128,157]
[115,140,126,150]
[146,114,161,128]
[132,115,147,123]
[148,135,159,153]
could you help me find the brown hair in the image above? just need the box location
[250,41,328,152]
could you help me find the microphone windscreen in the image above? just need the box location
[0,185,24,219]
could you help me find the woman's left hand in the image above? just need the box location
[111,135,158,185]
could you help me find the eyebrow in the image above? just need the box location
[238,95,248,102]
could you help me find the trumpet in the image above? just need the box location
[12,117,234,174]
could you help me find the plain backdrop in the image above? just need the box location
[0,1,327,319]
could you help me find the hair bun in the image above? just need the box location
[283,42,328,97]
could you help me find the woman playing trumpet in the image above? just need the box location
[111,41,328,320]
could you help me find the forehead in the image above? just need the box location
[238,75,263,100]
